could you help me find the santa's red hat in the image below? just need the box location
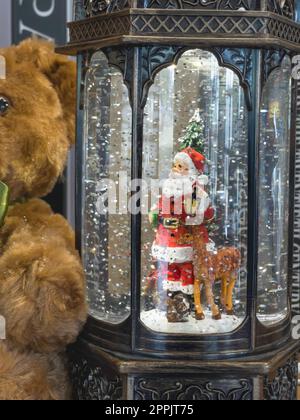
[174,147,206,174]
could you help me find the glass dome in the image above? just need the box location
[82,51,132,324]
[78,44,295,356]
[141,49,248,335]
[257,56,292,326]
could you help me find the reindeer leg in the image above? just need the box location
[221,277,227,309]
[194,278,205,320]
[225,274,237,315]
[205,276,221,320]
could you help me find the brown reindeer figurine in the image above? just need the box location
[181,228,241,321]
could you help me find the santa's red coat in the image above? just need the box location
[151,193,214,294]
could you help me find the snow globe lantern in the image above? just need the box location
[58,0,300,400]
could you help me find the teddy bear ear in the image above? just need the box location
[15,38,77,145]
[44,54,77,146]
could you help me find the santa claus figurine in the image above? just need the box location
[149,147,215,323]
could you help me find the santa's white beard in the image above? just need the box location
[169,171,186,179]
[169,168,198,179]
[162,173,196,199]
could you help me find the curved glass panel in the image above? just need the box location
[82,51,132,323]
[141,49,248,334]
[257,56,292,326]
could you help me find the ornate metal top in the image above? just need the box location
[146,0,256,11]
[81,0,295,17]
[83,0,130,17]
[63,0,300,54]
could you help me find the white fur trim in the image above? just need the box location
[152,244,194,263]
[198,175,209,186]
[163,280,194,295]
[199,194,210,212]
[185,213,205,225]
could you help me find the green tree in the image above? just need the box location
[178,109,205,154]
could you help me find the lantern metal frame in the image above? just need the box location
[58,0,300,400]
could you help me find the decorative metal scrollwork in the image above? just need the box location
[135,377,253,400]
[131,14,268,38]
[78,0,296,20]
[84,0,109,16]
[103,45,184,106]
[108,0,130,12]
[103,46,134,101]
[262,49,287,83]
[139,46,253,109]
[147,0,256,10]
[264,356,298,401]
[267,0,294,20]
[84,0,130,16]
[80,0,296,17]
[140,46,184,107]
[70,357,123,400]
[69,11,300,50]
[101,45,253,109]
[214,48,253,110]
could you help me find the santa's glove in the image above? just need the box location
[149,211,159,228]
[186,213,205,226]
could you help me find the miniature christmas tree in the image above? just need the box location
[178,110,218,235]
[178,109,205,154]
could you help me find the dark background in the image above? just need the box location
[12,0,67,44]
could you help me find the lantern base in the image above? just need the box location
[69,339,299,401]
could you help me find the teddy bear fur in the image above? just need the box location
[0,38,87,400]
[0,342,71,400]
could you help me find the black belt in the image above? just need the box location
[159,217,181,230]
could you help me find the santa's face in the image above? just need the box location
[172,158,190,177]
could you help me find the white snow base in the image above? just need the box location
[141,309,244,334]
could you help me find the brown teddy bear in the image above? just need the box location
[0,38,87,400]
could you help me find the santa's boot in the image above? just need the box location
[167,292,190,323]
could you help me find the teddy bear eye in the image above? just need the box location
[0,96,10,116]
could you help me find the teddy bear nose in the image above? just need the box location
[0,97,10,116]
